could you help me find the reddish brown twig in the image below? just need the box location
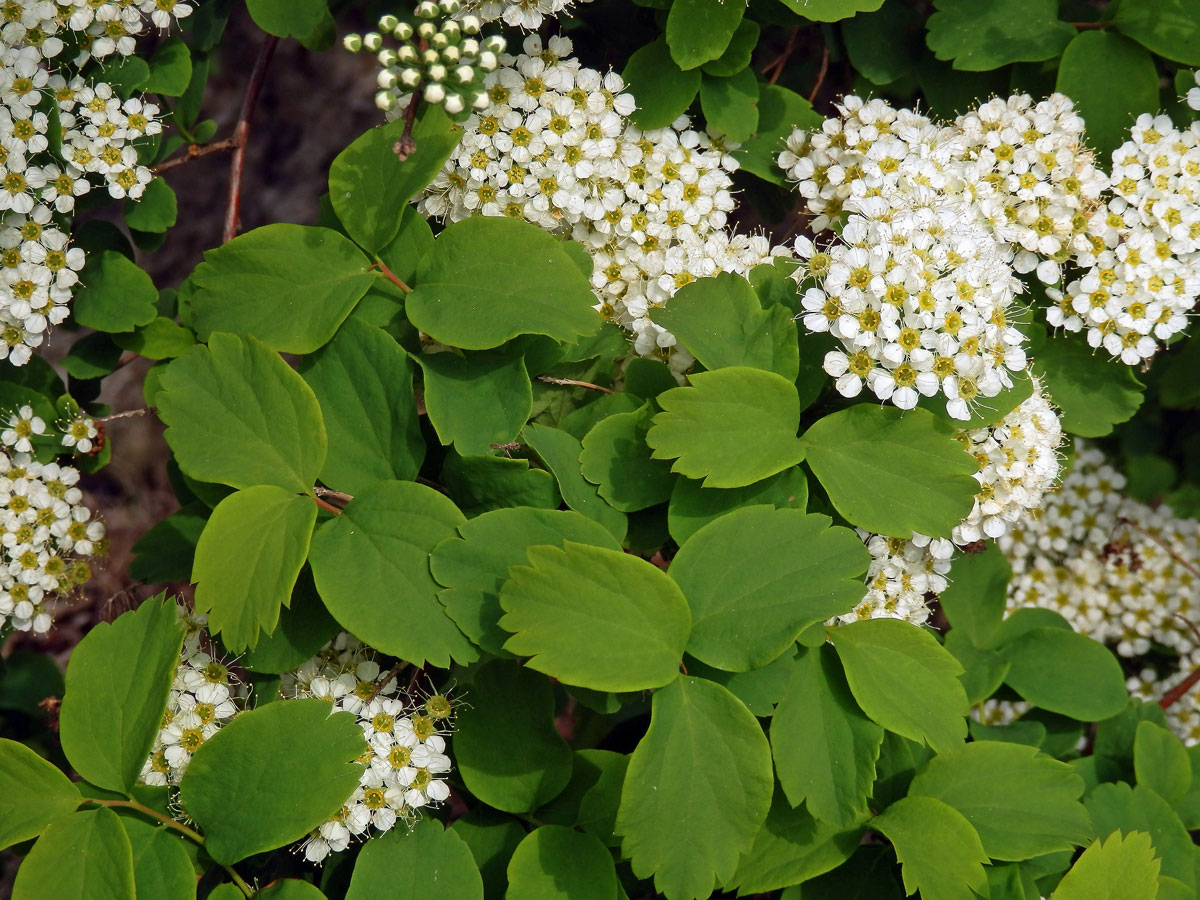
[808,45,830,103]
[1068,21,1109,28]
[536,376,614,394]
[223,35,279,243]
[369,259,413,293]
[760,26,799,86]
[366,663,408,702]
[1161,666,1200,710]
[152,137,238,174]
[312,495,342,515]
[395,93,421,161]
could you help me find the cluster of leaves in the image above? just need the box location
[4,0,1200,898]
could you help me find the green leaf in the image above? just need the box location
[240,570,338,674]
[441,452,560,517]
[939,543,1012,647]
[124,178,177,233]
[700,67,760,143]
[670,507,866,671]
[908,741,1092,861]
[346,818,482,900]
[329,108,459,254]
[418,351,532,456]
[829,618,968,755]
[579,406,674,512]
[842,2,924,85]
[129,503,208,583]
[649,272,798,380]
[523,423,628,541]
[245,0,328,40]
[506,826,618,900]
[1056,32,1160,162]
[945,632,1010,706]
[776,0,884,21]
[180,698,365,864]
[406,218,600,350]
[702,19,760,76]
[192,486,317,651]
[454,660,572,813]
[59,598,185,793]
[665,0,746,69]
[141,37,192,95]
[1113,0,1200,64]
[301,318,423,492]
[1032,332,1145,437]
[431,507,620,655]
[452,811,526,899]
[617,676,773,900]
[622,37,701,130]
[191,225,375,354]
[309,480,476,667]
[12,809,134,900]
[648,367,807,488]
[801,405,979,539]
[668,466,807,545]
[780,846,904,899]
[1050,832,1160,900]
[998,626,1128,721]
[121,818,195,900]
[113,317,195,360]
[1134,721,1192,804]
[926,0,1076,70]
[73,250,159,333]
[771,646,883,827]
[0,739,82,850]
[499,542,690,691]
[158,333,326,492]
[871,796,989,900]
[733,84,823,184]
[1086,783,1195,889]
[730,792,862,894]
[258,881,326,899]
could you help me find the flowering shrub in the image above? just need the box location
[3,1,1200,899]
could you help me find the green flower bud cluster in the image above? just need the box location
[344,2,506,119]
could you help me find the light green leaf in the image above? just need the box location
[258,881,326,899]
[1134,721,1192,804]
[733,84,823,184]
[700,67,759,142]
[666,0,745,69]
[908,741,1092,860]
[12,809,134,900]
[418,351,532,456]
[730,791,862,894]
[309,480,477,667]
[329,108,460,254]
[499,542,690,691]
[618,676,773,900]
[406,218,600,350]
[648,367,807,489]
[0,739,82,850]
[157,332,327,492]
[506,826,618,900]
[829,618,968,755]
[670,507,866,671]
[801,404,979,539]
[59,597,185,793]
[776,0,884,21]
[346,819,482,900]
[245,0,328,40]
[871,796,989,900]
[1056,32,1160,162]
[192,486,317,651]
[1113,0,1200,64]
[1050,832,1160,900]
[121,818,196,900]
[938,543,1012,647]
[124,177,177,233]
[72,251,159,333]
[926,0,1076,70]
[1032,332,1145,437]
[580,406,674,512]
[431,507,621,655]
[622,37,701,130]
[998,626,1128,721]
[522,423,628,541]
[301,318,423,492]
[441,452,560,517]
[667,466,807,545]
[649,272,798,380]
[454,661,572,813]
[1085,783,1194,891]
[180,698,365,864]
[702,19,760,76]
[113,317,195,360]
[191,224,375,354]
[771,646,882,827]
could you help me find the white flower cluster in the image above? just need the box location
[1047,111,1200,364]
[952,378,1063,544]
[0,443,104,635]
[5,1,192,65]
[464,0,595,30]
[282,634,455,863]
[419,34,779,374]
[1128,664,1200,746]
[783,97,1029,419]
[140,611,242,787]
[839,530,952,626]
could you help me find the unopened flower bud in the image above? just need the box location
[431,31,449,50]
[422,47,440,65]
[444,93,464,115]
[397,44,418,63]
[482,35,505,53]
[427,63,447,82]
[375,91,397,111]
[460,14,481,33]
[424,83,446,104]
[377,48,398,66]
[441,21,460,40]
[441,45,461,63]
[472,91,490,109]
[394,21,414,40]
[438,0,462,13]
[415,1,439,18]
[478,51,497,71]
[417,20,436,39]
[362,31,383,51]
[377,14,399,31]
[343,33,363,52]
[377,69,399,90]
[453,64,474,84]
[460,38,479,55]
[399,67,422,88]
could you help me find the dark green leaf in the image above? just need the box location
[73,251,159,333]
[506,826,618,900]
[842,2,923,84]
[666,0,746,69]
[419,351,532,456]
[700,68,759,142]
[622,37,701,129]
[1085,783,1194,890]
[121,818,195,900]
[346,818,482,900]
[240,570,338,674]
[245,0,328,40]
[999,627,1128,721]
[0,739,81,850]
[441,452,561,517]
[1032,332,1145,437]
[11,808,134,900]
[522,423,628,541]
[1134,721,1192,804]
[668,466,808,545]
[702,20,760,76]
[124,178,177,232]
[926,0,1076,70]
[129,503,208,583]
[777,0,884,21]
[1113,0,1200,64]
[939,543,1011,646]
[871,796,989,900]
[579,405,674,512]
[733,84,823,183]
[452,811,526,900]
[113,317,196,360]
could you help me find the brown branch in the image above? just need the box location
[312,495,342,516]
[760,26,799,86]
[223,35,279,244]
[1161,665,1200,710]
[313,486,354,504]
[366,663,408,702]
[394,92,421,161]
[370,259,413,293]
[97,407,156,423]
[152,137,238,174]
[537,376,614,394]
[1068,20,1109,28]
[808,45,830,103]
[1117,516,1200,581]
